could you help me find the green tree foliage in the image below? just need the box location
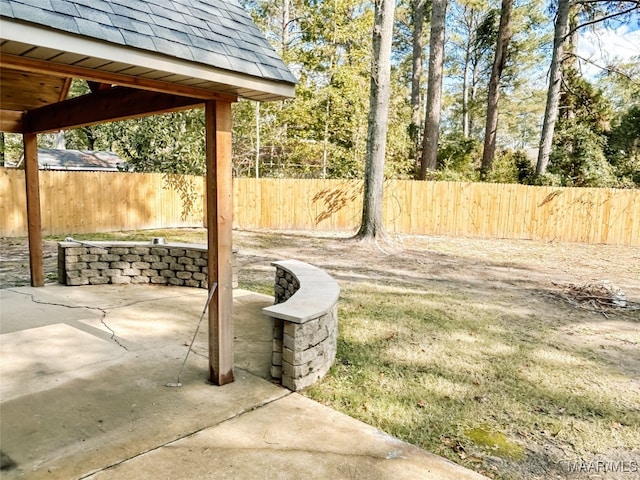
[427,132,481,181]
[385,70,415,178]
[548,123,618,187]
[110,110,206,175]
[235,0,376,178]
[547,67,627,187]
[606,105,640,186]
[487,149,535,183]
[443,0,547,146]
[1,134,23,164]
[63,80,110,152]
[548,63,640,187]
[445,1,491,138]
[9,79,209,176]
[0,131,63,165]
[597,58,640,186]
[537,0,640,178]
[596,58,640,112]
[4,1,636,188]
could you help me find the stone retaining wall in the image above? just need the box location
[263,260,339,391]
[58,241,237,288]
[274,267,300,304]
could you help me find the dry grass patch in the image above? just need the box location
[304,282,640,479]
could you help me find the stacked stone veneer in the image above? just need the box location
[263,259,339,391]
[58,241,237,288]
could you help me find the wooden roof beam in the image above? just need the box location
[87,81,113,93]
[0,110,23,133]
[24,86,204,134]
[0,53,237,103]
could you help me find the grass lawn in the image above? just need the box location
[305,282,639,479]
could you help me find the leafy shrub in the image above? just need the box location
[435,133,481,180]
[548,122,618,187]
[486,149,535,184]
[606,105,640,187]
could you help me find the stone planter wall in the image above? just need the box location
[263,260,339,391]
[58,241,237,288]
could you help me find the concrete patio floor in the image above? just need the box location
[0,284,487,479]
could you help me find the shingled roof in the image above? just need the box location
[0,0,297,101]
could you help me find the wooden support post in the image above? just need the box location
[205,100,234,385]
[23,131,44,287]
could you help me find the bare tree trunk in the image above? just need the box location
[461,5,479,138]
[480,0,513,178]
[282,0,290,55]
[321,0,338,180]
[470,54,480,135]
[322,99,330,179]
[536,0,571,175]
[255,101,260,178]
[419,0,447,179]
[85,127,96,151]
[565,8,579,121]
[357,0,396,240]
[410,0,427,170]
[462,38,471,138]
[54,131,66,150]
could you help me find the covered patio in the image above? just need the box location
[1,0,296,386]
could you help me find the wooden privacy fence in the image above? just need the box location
[2,169,639,245]
[0,169,205,236]
[233,178,639,245]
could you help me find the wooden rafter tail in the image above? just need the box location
[59,77,73,101]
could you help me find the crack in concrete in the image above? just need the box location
[6,287,215,356]
[76,390,293,479]
[98,315,128,351]
[8,289,128,351]
[189,349,208,359]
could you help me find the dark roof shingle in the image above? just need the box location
[1,0,297,85]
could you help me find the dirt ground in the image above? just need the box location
[228,228,640,319]
[2,230,638,302]
[1,230,639,479]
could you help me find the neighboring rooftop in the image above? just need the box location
[4,149,127,171]
[34,149,127,172]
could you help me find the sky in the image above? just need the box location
[578,23,640,78]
